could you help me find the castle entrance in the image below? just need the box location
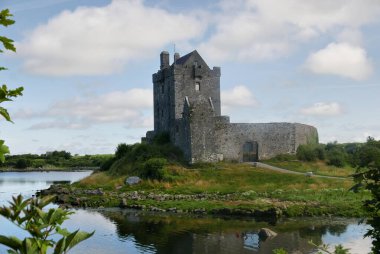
[242,141,258,162]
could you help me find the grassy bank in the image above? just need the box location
[263,159,355,177]
[45,162,368,218]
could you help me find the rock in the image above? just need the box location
[305,171,313,177]
[120,198,128,208]
[126,176,142,185]
[258,228,277,240]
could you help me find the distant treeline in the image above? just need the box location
[274,137,380,168]
[1,150,112,169]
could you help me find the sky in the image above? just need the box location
[0,0,379,155]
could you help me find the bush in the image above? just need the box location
[100,157,116,171]
[140,158,167,180]
[153,132,170,145]
[296,145,317,161]
[115,143,132,159]
[296,144,326,162]
[314,145,326,160]
[327,149,346,167]
[15,158,30,169]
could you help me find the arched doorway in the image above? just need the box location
[243,141,258,162]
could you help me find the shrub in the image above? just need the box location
[296,145,317,161]
[115,143,132,159]
[153,132,170,145]
[140,158,167,180]
[100,157,116,171]
[327,149,346,167]
[15,158,30,169]
[314,144,326,160]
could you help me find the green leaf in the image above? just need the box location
[0,235,22,250]
[0,36,15,52]
[56,227,71,237]
[63,230,95,252]
[0,107,13,122]
[0,9,15,27]
[0,140,10,163]
[53,237,66,254]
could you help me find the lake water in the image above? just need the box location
[0,171,373,254]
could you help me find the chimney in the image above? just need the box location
[160,51,170,69]
[174,52,180,63]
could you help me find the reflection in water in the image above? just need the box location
[93,209,371,254]
[0,171,373,254]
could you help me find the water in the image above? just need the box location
[0,171,373,254]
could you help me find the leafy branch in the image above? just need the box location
[0,195,94,254]
[0,8,24,162]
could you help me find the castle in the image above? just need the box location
[144,50,318,163]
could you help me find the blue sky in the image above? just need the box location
[0,0,379,155]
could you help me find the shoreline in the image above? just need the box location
[38,184,368,219]
[0,167,97,173]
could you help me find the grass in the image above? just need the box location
[263,159,356,177]
[68,162,368,217]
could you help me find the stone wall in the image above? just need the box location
[186,96,221,163]
[215,122,317,161]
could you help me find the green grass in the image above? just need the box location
[263,159,356,177]
[69,162,368,217]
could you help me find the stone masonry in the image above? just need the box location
[145,50,318,163]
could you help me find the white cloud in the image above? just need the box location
[199,0,380,62]
[300,102,343,116]
[305,42,373,80]
[18,0,205,76]
[15,88,153,129]
[221,85,258,113]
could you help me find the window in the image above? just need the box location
[194,61,198,67]
[195,82,200,91]
[161,85,164,94]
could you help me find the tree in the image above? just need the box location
[352,137,380,253]
[0,195,94,253]
[0,8,24,162]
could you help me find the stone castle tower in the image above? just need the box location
[145,50,318,163]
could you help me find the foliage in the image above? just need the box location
[139,158,167,180]
[0,8,24,162]
[326,148,346,168]
[105,140,184,176]
[152,132,171,145]
[273,242,350,254]
[309,241,350,254]
[0,152,111,169]
[115,143,132,159]
[15,158,30,169]
[0,195,94,253]
[272,248,287,254]
[296,144,325,161]
[353,137,380,253]
[294,142,371,169]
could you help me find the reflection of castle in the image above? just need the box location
[100,210,345,254]
[145,50,318,163]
